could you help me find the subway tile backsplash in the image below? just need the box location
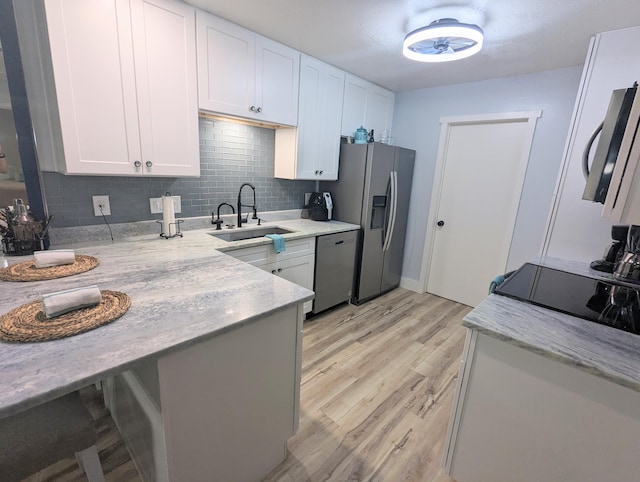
[42,118,316,227]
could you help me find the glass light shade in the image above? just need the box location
[403,21,484,63]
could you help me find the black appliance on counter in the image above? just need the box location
[590,224,629,273]
[301,192,333,221]
[494,263,640,336]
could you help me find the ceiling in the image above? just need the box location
[184,0,640,92]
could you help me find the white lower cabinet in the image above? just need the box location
[444,329,640,482]
[227,237,316,313]
[104,306,304,482]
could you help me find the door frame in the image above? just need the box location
[418,110,542,294]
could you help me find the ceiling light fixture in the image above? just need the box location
[403,18,484,63]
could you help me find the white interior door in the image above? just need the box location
[425,112,540,307]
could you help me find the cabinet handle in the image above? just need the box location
[256,107,262,113]
[315,170,319,175]
[134,160,141,172]
[146,160,152,168]
[319,170,323,175]
[271,269,277,274]
[277,268,282,273]
[250,105,256,112]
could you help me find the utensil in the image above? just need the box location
[613,225,640,283]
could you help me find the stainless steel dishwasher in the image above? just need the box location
[312,230,358,314]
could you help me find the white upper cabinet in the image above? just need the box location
[196,12,300,126]
[275,55,345,180]
[544,26,640,260]
[18,0,199,176]
[341,74,394,142]
[130,0,199,176]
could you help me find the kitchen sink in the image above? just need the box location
[209,226,295,242]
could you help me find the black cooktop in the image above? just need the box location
[494,263,640,336]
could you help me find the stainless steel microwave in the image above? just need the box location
[582,83,638,203]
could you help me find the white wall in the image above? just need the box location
[392,66,583,286]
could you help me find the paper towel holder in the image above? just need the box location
[156,192,183,239]
[156,219,183,239]
[156,219,184,239]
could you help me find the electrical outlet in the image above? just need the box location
[149,196,182,214]
[92,195,111,216]
[149,198,163,214]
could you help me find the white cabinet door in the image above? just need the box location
[341,74,368,138]
[365,84,394,142]
[196,12,254,119]
[132,0,199,176]
[274,56,344,180]
[276,254,315,313]
[316,62,345,179]
[196,12,300,126]
[33,0,199,176]
[341,74,394,141]
[255,35,300,126]
[44,0,140,175]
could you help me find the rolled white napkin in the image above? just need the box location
[33,249,76,269]
[42,285,102,318]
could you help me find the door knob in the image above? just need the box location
[437,220,445,227]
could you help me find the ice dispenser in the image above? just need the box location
[370,195,387,229]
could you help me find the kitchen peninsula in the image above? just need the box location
[443,256,640,481]
[0,218,358,481]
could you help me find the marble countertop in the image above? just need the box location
[0,218,359,418]
[465,256,640,393]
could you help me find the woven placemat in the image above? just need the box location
[0,255,99,282]
[0,290,131,343]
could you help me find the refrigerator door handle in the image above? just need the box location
[383,171,398,252]
[381,173,391,247]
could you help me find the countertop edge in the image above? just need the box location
[464,291,640,393]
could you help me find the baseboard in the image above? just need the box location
[400,276,424,293]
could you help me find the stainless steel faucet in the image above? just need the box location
[237,183,258,228]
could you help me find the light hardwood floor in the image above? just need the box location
[21,288,469,482]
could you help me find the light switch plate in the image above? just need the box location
[149,196,181,214]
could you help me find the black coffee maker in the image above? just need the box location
[590,224,629,273]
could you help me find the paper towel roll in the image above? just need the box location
[162,195,175,236]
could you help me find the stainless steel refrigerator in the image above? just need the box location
[322,142,415,304]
